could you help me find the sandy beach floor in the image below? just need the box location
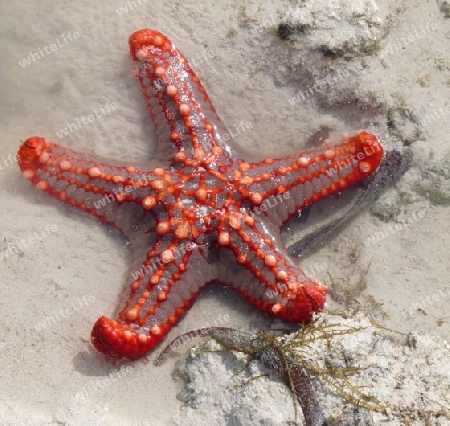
[0,0,449,424]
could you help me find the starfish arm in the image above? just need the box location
[216,212,327,322]
[287,150,409,258]
[17,136,166,238]
[129,29,243,164]
[239,132,384,227]
[91,241,217,358]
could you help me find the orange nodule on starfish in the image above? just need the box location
[17,29,384,359]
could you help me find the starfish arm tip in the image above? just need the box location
[129,29,171,60]
[91,315,166,359]
[18,136,49,176]
[270,283,328,323]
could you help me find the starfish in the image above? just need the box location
[17,29,384,359]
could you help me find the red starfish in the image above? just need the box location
[18,29,384,359]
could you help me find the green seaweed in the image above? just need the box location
[157,314,395,425]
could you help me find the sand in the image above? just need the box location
[0,0,448,425]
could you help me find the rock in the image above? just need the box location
[170,313,450,425]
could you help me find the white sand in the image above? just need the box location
[0,0,448,424]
